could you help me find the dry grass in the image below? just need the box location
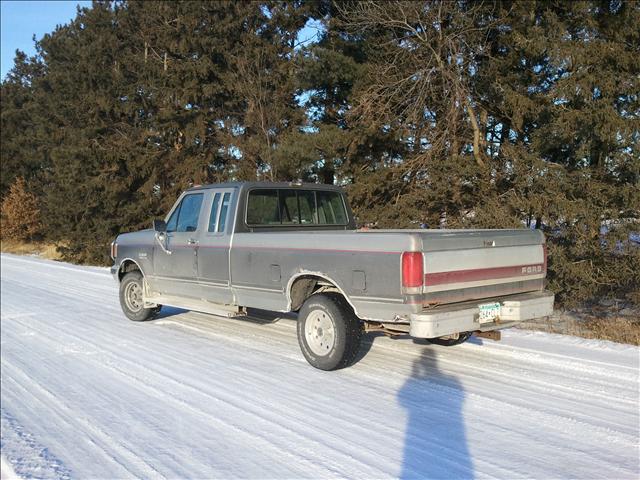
[518,310,640,346]
[580,316,640,345]
[0,239,63,261]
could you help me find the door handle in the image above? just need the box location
[187,238,198,245]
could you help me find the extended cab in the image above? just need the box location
[111,182,554,370]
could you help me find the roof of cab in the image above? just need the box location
[186,181,345,192]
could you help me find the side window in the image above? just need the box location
[175,193,204,232]
[208,193,221,232]
[217,193,231,232]
[166,203,181,232]
[247,190,280,225]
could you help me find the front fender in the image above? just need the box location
[112,257,146,283]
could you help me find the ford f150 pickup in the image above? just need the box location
[111,182,554,370]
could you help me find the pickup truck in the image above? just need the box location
[111,182,554,370]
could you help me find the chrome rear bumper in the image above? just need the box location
[409,290,554,338]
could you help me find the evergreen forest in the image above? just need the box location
[1,0,638,308]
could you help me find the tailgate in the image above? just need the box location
[419,230,546,304]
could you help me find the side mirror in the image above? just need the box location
[153,219,167,233]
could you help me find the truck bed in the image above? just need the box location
[230,228,546,321]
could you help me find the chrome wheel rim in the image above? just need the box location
[124,281,143,312]
[305,309,335,356]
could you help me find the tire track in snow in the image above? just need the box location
[2,254,639,478]
[3,262,636,464]
[155,315,638,475]
[166,311,639,404]
[5,306,635,479]
[1,361,163,479]
[3,254,635,384]
[5,264,637,448]
[5,306,498,479]
[158,314,639,434]
[0,408,73,480]
[2,301,389,477]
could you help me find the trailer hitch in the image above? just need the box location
[474,330,501,341]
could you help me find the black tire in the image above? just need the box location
[119,271,159,322]
[427,332,472,346]
[297,293,363,371]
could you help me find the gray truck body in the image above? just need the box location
[111,182,554,338]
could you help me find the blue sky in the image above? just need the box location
[1,0,91,79]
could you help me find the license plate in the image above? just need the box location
[479,302,501,323]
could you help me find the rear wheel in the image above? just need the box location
[297,293,362,370]
[428,332,472,346]
[119,271,159,322]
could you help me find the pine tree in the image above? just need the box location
[468,1,640,305]
[0,51,46,198]
[0,0,637,305]
[332,0,639,305]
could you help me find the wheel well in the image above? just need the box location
[118,260,142,281]
[288,275,341,312]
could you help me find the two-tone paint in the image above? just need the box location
[111,182,552,329]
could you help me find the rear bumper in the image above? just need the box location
[409,290,554,338]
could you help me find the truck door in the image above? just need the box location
[153,192,205,299]
[197,188,236,305]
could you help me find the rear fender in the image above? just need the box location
[285,271,361,317]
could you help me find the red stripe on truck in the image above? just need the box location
[424,263,545,286]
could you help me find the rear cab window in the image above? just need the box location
[317,190,347,225]
[246,190,281,225]
[246,189,347,226]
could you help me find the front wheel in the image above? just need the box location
[119,271,160,322]
[297,293,362,371]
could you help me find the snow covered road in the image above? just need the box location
[1,253,638,479]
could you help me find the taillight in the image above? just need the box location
[110,241,118,260]
[401,252,424,289]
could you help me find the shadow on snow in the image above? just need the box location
[151,306,472,478]
[398,341,473,479]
